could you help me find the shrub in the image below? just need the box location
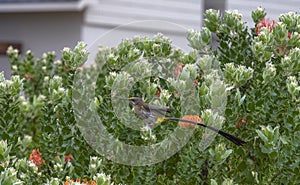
[0,8,299,184]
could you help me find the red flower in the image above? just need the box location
[241,118,247,124]
[64,154,73,162]
[174,63,183,77]
[255,18,276,35]
[29,149,45,168]
[256,18,293,54]
[235,118,247,128]
[193,79,199,86]
[156,87,162,97]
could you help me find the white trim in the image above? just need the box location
[0,0,90,12]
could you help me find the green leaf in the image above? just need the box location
[256,129,268,142]
[221,149,233,160]
[238,94,246,106]
[210,179,218,185]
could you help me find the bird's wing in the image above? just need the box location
[147,104,174,116]
[136,105,160,127]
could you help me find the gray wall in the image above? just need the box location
[0,11,82,78]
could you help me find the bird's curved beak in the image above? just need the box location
[119,98,134,105]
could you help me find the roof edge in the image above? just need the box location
[0,0,91,13]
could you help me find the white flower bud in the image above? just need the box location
[44,76,49,81]
[12,65,18,70]
[54,60,62,65]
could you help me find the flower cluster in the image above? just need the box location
[255,18,276,35]
[179,115,200,128]
[29,149,45,168]
[256,18,293,39]
[64,178,96,185]
[254,17,295,56]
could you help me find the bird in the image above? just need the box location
[121,97,246,146]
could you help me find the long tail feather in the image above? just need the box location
[217,130,246,146]
[164,117,246,146]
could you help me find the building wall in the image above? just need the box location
[83,22,196,65]
[0,11,82,78]
[82,0,202,58]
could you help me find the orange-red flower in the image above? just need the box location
[179,115,201,128]
[24,73,34,80]
[156,87,162,97]
[90,181,97,185]
[64,154,73,162]
[29,149,45,168]
[64,179,74,185]
[64,178,96,185]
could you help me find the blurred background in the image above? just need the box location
[0,0,299,78]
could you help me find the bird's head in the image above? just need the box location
[128,97,144,105]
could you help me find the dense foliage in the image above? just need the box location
[0,8,300,184]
